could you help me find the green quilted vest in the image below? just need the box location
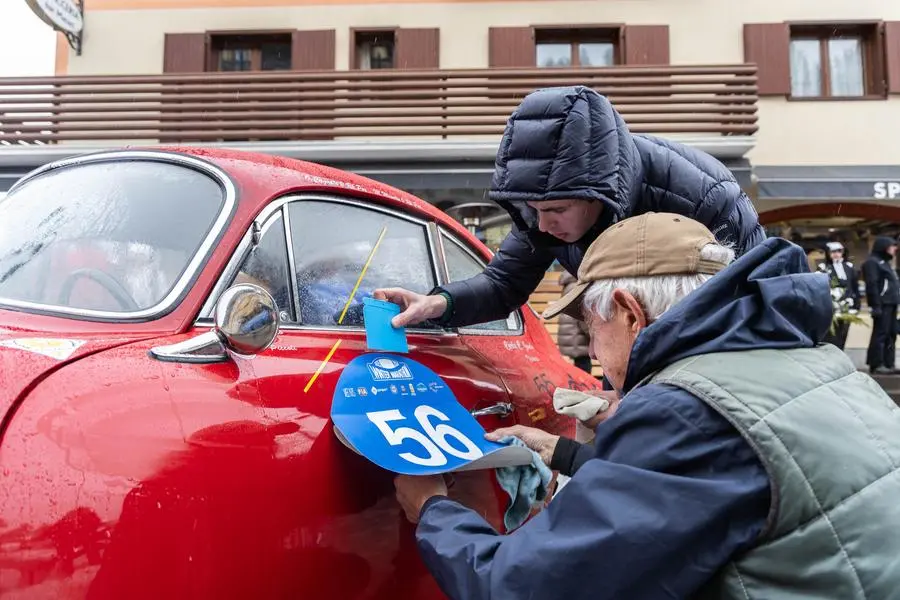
[645,344,900,599]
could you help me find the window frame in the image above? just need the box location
[436,227,524,337]
[1,150,237,323]
[534,26,622,68]
[787,22,885,101]
[224,209,297,323]
[198,193,448,335]
[207,31,293,72]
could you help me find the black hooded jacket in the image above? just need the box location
[862,236,900,309]
[438,86,766,327]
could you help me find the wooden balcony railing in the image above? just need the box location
[0,65,758,145]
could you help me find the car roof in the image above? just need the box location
[155,146,481,247]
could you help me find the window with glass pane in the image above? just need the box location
[537,43,572,68]
[288,201,435,327]
[355,32,395,70]
[219,49,253,72]
[0,160,225,315]
[536,29,619,68]
[441,233,519,332]
[789,39,822,97]
[829,38,864,97]
[260,42,292,71]
[211,33,293,72]
[579,43,615,67]
[789,26,873,98]
[230,213,294,323]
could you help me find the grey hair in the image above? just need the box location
[582,243,736,323]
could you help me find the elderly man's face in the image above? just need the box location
[585,289,650,391]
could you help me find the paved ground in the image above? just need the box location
[845,319,900,404]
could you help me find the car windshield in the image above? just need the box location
[0,159,227,317]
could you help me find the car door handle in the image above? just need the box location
[471,402,514,418]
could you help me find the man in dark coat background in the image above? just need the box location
[556,270,593,375]
[863,236,900,373]
[375,86,766,334]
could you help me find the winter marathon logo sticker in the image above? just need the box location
[366,357,414,381]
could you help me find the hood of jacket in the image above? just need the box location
[871,236,897,261]
[488,86,642,247]
[623,238,832,392]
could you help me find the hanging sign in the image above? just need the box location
[28,0,83,33]
[26,0,83,54]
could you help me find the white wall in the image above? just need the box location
[61,0,900,166]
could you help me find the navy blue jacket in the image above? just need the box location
[439,86,766,327]
[416,238,833,600]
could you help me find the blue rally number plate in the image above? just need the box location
[331,354,533,475]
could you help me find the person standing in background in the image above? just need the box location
[817,241,860,350]
[862,236,900,374]
[556,271,593,376]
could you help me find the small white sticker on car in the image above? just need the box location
[0,338,86,360]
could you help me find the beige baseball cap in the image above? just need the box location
[543,212,727,320]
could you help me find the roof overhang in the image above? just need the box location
[0,137,756,196]
[756,165,900,201]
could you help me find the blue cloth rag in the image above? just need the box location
[494,436,553,531]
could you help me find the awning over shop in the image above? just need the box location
[756,166,900,201]
[312,156,753,195]
[0,166,32,193]
[0,140,754,196]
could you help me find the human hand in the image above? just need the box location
[373,288,448,328]
[485,425,560,467]
[394,474,448,524]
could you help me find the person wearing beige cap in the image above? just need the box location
[394,213,900,600]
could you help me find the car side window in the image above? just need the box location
[229,212,295,323]
[441,232,521,332]
[288,200,437,327]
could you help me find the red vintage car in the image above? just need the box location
[0,147,599,599]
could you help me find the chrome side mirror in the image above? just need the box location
[149,284,279,364]
[214,284,279,356]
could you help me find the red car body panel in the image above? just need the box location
[0,148,600,599]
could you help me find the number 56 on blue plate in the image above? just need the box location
[331,354,533,475]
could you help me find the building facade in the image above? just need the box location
[5,0,900,259]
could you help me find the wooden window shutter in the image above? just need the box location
[395,28,440,69]
[623,25,670,65]
[291,29,336,70]
[885,22,900,94]
[866,23,887,97]
[743,23,791,96]
[488,27,535,68]
[163,33,207,73]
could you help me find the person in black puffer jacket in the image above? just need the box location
[375,86,766,333]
